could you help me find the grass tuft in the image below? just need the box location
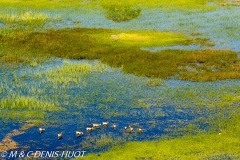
[0,95,58,111]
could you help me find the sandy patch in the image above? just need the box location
[20,123,35,131]
[0,122,35,152]
[0,129,24,152]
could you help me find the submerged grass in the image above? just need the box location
[81,134,125,150]
[1,28,238,81]
[35,60,108,85]
[45,63,92,84]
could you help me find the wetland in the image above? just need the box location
[0,0,240,159]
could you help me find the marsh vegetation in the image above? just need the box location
[0,0,240,159]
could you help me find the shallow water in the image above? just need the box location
[1,5,239,51]
[0,4,240,159]
[1,59,239,157]
[42,6,240,52]
[141,44,208,52]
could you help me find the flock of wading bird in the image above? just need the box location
[38,122,143,140]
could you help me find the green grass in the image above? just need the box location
[0,11,51,23]
[0,10,59,32]
[33,60,108,85]
[157,81,240,110]
[1,28,238,81]
[45,62,92,84]
[81,112,240,160]
[0,95,60,122]
[83,134,239,160]
[88,0,225,12]
[0,110,45,122]
[102,4,141,22]
[0,0,82,9]
[91,30,194,47]
[0,95,58,111]
[0,0,225,10]
[81,134,125,150]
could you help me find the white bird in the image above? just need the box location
[129,125,134,133]
[58,132,62,140]
[93,123,101,128]
[39,127,45,134]
[86,126,93,133]
[102,122,109,126]
[112,124,117,130]
[76,130,84,137]
[137,128,143,133]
